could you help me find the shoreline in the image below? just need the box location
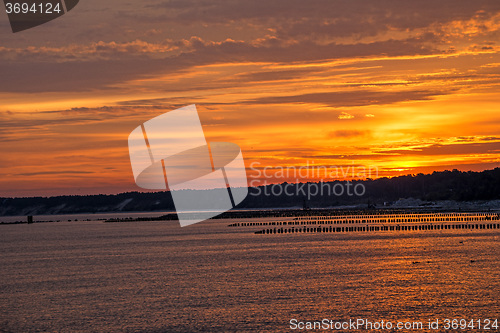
[3,205,500,225]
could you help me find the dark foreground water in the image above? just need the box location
[0,218,499,332]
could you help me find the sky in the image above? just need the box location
[1,0,500,197]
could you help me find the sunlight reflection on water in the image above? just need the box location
[0,217,498,332]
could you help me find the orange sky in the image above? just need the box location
[1,1,500,197]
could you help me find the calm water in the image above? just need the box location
[0,217,499,332]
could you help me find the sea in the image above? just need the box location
[0,213,499,332]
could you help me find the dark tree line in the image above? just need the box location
[1,168,500,215]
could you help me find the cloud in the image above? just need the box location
[0,35,444,93]
[243,89,448,107]
[6,0,500,95]
[17,171,95,177]
[147,0,500,36]
[0,40,180,62]
[379,141,500,156]
[328,130,369,138]
[338,112,355,120]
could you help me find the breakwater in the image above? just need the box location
[226,212,500,235]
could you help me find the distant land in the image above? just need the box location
[1,168,500,216]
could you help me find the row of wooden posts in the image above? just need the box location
[229,213,500,228]
[254,222,500,234]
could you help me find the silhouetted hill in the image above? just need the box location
[1,168,500,216]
